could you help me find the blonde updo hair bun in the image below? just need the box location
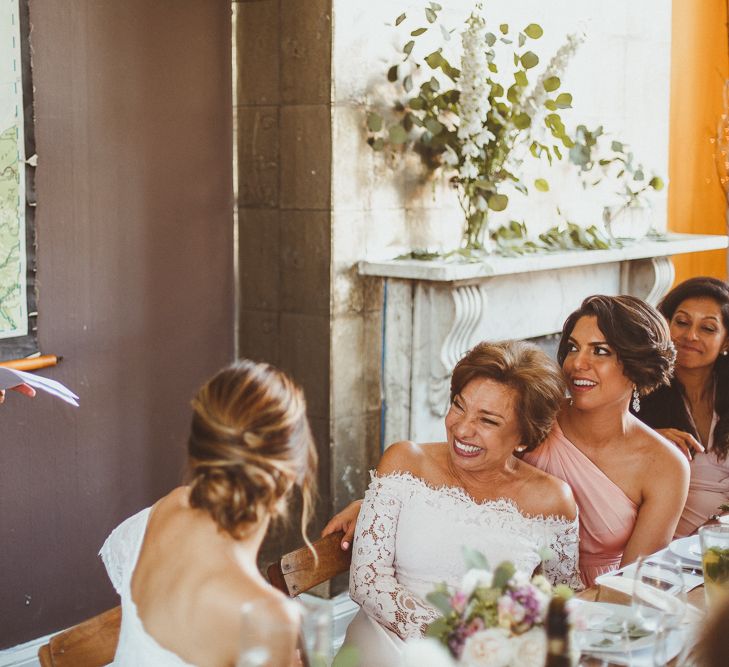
[187,359,317,540]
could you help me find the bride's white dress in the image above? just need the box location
[341,472,582,666]
[99,507,196,667]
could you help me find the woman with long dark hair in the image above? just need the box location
[634,277,729,536]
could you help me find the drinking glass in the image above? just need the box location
[631,556,686,667]
[698,524,729,608]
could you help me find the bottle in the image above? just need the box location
[544,597,571,667]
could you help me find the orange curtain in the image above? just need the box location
[669,0,729,283]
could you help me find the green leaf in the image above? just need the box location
[553,145,563,160]
[409,96,424,110]
[425,590,453,615]
[545,100,557,111]
[332,645,360,667]
[488,193,509,211]
[387,65,399,82]
[555,92,573,108]
[403,75,413,92]
[514,70,528,87]
[424,117,443,135]
[521,51,539,69]
[403,40,415,56]
[474,179,494,191]
[499,23,509,34]
[430,2,443,10]
[411,27,427,36]
[389,124,408,144]
[513,112,531,129]
[492,561,516,589]
[530,141,540,158]
[429,76,440,91]
[534,178,549,192]
[507,85,520,104]
[462,546,490,571]
[366,112,383,132]
[649,176,664,191]
[425,616,450,639]
[611,140,624,153]
[425,49,443,69]
[425,7,437,23]
[489,62,498,74]
[518,32,526,48]
[370,137,384,151]
[491,83,504,97]
[395,13,406,26]
[524,23,543,39]
[485,32,497,47]
[402,113,413,132]
[543,76,560,92]
[633,169,644,181]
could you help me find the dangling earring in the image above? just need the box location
[632,387,641,413]
[515,445,527,453]
[723,350,728,356]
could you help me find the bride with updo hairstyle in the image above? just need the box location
[100,359,317,667]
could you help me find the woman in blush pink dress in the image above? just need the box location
[523,295,689,585]
[634,277,729,537]
[324,296,690,587]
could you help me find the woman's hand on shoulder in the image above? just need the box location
[655,427,705,461]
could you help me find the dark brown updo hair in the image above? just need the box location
[450,340,566,452]
[557,295,675,395]
[187,359,317,540]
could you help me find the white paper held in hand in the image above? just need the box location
[0,367,79,406]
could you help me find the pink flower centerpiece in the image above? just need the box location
[401,548,573,667]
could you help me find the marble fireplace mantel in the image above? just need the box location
[359,233,729,445]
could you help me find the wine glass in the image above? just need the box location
[631,556,687,667]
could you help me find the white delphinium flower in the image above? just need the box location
[443,144,460,166]
[460,568,493,596]
[523,32,585,117]
[461,628,513,667]
[400,638,456,667]
[456,9,491,146]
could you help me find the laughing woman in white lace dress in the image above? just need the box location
[339,341,582,666]
[99,360,317,666]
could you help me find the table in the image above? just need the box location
[575,580,707,666]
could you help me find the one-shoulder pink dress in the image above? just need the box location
[523,423,638,586]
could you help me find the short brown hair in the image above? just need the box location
[450,340,565,452]
[556,295,675,395]
[187,359,317,540]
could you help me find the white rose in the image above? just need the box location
[399,638,456,667]
[461,628,513,667]
[510,627,547,667]
[460,568,493,596]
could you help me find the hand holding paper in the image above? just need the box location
[0,367,79,406]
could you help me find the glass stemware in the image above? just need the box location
[631,556,687,667]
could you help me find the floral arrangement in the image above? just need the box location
[366,4,665,254]
[401,550,573,667]
[366,3,582,251]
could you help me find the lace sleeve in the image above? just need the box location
[99,507,151,595]
[541,516,584,591]
[349,475,439,640]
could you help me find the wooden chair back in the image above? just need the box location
[267,531,352,597]
[37,605,121,667]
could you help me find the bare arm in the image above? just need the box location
[620,444,690,567]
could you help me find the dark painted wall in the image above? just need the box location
[1,0,233,646]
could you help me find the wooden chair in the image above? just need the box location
[37,605,121,667]
[267,530,352,597]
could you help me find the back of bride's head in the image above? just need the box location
[187,359,317,539]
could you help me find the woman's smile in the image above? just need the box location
[452,438,483,458]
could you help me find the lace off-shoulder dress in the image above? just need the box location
[339,472,582,666]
